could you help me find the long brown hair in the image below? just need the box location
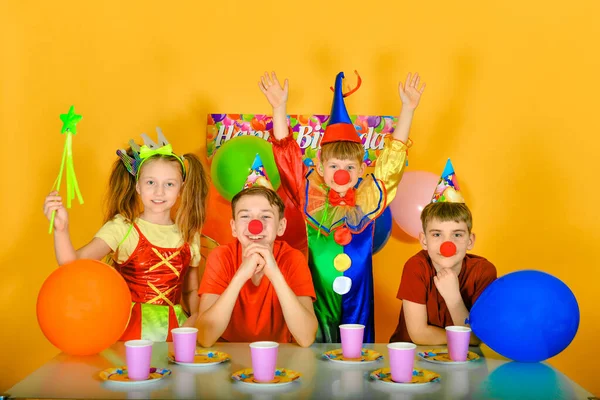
[104,148,140,225]
[176,153,209,243]
[104,149,209,245]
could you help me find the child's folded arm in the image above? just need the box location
[195,250,244,347]
[445,297,482,345]
[180,267,200,326]
[267,264,317,348]
[195,274,245,347]
[402,299,448,345]
[273,289,316,347]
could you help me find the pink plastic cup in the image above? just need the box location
[339,324,365,359]
[446,326,471,361]
[171,327,198,363]
[387,342,417,383]
[125,340,153,381]
[250,341,279,382]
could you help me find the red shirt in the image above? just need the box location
[390,250,497,343]
[198,240,316,343]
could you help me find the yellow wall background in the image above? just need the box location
[2,0,598,395]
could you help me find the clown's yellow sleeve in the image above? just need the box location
[354,136,412,223]
[372,136,412,207]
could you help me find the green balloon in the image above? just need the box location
[211,135,281,201]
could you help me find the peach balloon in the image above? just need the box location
[389,171,439,239]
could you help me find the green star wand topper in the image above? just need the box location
[48,105,84,234]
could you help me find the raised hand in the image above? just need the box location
[258,71,289,110]
[398,72,426,110]
[44,191,69,232]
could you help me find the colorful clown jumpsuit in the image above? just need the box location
[271,134,411,343]
[116,223,191,342]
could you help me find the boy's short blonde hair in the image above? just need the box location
[420,202,473,233]
[231,186,285,219]
[320,141,364,164]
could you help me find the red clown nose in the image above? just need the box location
[440,241,457,257]
[333,170,351,185]
[248,219,263,235]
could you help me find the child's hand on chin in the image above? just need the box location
[434,268,461,305]
[245,243,278,279]
[237,253,263,282]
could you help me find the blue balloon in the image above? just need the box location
[372,207,392,254]
[470,270,579,362]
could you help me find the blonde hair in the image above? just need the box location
[420,202,473,233]
[104,149,209,244]
[231,186,285,219]
[320,141,364,164]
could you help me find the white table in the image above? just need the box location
[6,342,595,399]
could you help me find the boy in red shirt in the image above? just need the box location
[196,185,317,347]
[390,160,496,345]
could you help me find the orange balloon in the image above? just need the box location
[37,259,132,355]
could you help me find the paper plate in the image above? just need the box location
[322,348,384,364]
[168,349,230,366]
[418,348,480,365]
[231,368,301,387]
[99,367,171,384]
[370,367,441,386]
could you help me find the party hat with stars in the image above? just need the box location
[431,159,465,203]
[49,105,84,234]
[243,154,274,190]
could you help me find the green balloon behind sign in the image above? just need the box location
[211,135,281,201]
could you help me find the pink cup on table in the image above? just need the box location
[387,342,417,383]
[446,326,471,361]
[339,324,365,359]
[125,340,153,380]
[171,327,198,363]
[250,341,279,382]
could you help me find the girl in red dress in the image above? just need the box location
[44,128,209,341]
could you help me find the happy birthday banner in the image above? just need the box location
[206,114,399,167]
